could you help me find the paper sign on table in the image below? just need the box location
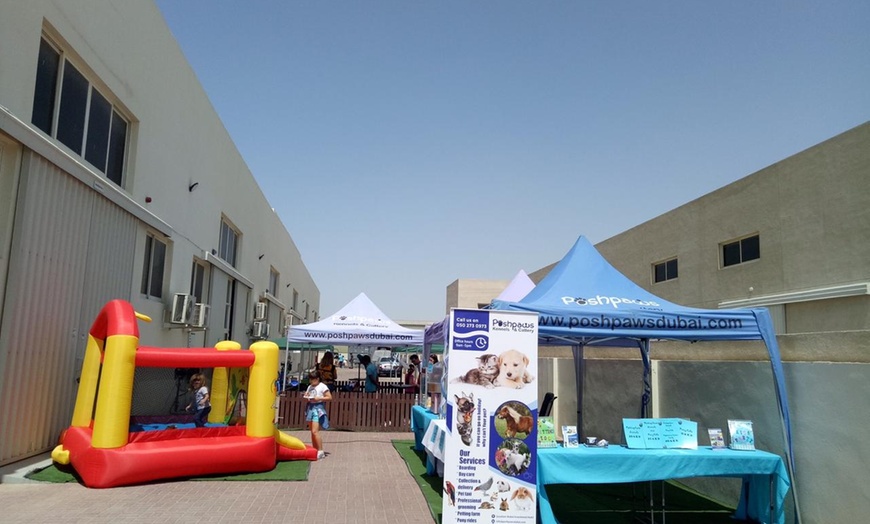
[622,419,647,449]
[624,418,698,449]
[661,418,698,449]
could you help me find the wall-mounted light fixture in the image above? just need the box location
[258,253,265,260]
[188,182,199,192]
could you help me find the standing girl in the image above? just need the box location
[304,370,332,459]
[186,373,211,427]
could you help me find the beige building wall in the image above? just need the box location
[593,122,870,334]
[460,122,870,521]
[527,123,870,522]
[445,278,510,314]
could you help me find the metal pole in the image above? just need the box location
[572,344,585,434]
[282,323,290,392]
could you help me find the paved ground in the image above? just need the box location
[0,430,435,524]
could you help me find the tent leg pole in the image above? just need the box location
[640,339,652,419]
[573,344,585,435]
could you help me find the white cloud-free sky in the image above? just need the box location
[155,0,869,321]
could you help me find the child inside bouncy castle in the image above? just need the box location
[186,373,211,427]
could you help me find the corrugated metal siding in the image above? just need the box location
[77,192,137,361]
[0,151,136,465]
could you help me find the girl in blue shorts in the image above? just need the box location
[304,370,332,459]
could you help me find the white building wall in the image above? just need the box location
[0,1,319,464]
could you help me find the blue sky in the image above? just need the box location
[155,1,869,321]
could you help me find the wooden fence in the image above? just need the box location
[277,388,420,432]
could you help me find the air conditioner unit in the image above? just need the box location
[190,303,210,328]
[170,293,194,324]
[252,321,269,339]
[254,301,267,321]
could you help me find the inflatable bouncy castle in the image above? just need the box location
[51,299,317,488]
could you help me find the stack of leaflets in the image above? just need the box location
[727,420,755,451]
[561,425,579,447]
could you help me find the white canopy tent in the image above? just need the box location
[288,292,423,347]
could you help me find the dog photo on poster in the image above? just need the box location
[442,309,539,524]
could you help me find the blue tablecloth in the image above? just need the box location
[411,405,438,451]
[537,446,790,524]
[422,418,448,476]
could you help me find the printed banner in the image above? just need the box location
[442,309,538,524]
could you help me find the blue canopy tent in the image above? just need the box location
[491,236,799,520]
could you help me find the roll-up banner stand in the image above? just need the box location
[442,309,539,524]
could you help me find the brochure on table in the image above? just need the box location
[728,419,756,451]
[561,426,579,447]
[623,418,698,449]
[537,417,557,448]
[442,309,539,524]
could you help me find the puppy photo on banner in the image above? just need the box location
[442,309,538,524]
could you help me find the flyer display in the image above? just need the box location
[623,418,698,449]
[442,309,539,524]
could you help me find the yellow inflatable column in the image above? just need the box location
[247,341,279,438]
[210,341,240,423]
[70,334,104,428]
[92,334,138,449]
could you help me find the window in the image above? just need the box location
[268,267,279,297]
[31,37,129,186]
[141,234,166,298]
[190,260,206,302]
[219,218,239,267]
[653,258,678,283]
[292,289,299,311]
[223,280,236,341]
[722,234,760,268]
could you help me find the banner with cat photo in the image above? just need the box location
[442,309,539,524]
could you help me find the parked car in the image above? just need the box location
[377,357,403,377]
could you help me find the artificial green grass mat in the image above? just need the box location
[24,463,79,483]
[392,440,444,523]
[25,459,309,484]
[393,439,739,524]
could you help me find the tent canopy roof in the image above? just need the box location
[494,269,536,302]
[491,236,771,345]
[288,292,423,346]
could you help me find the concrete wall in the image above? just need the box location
[0,1,321,349]
[0,1,320,463]
[594,122,870,334]
[446,278,510,314]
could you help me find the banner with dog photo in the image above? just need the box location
[442,309,538,524]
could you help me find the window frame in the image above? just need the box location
[218,217,240,268]
[652,257,679,284]
[721,234,761,268]
[190,259,207,303]
[140,232,167,299]
[31,35,130,187]
[268,267,279,298]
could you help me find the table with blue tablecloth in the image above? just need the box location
[537,445,790,524]
[411,405,438,451]
[422,418,448,476]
